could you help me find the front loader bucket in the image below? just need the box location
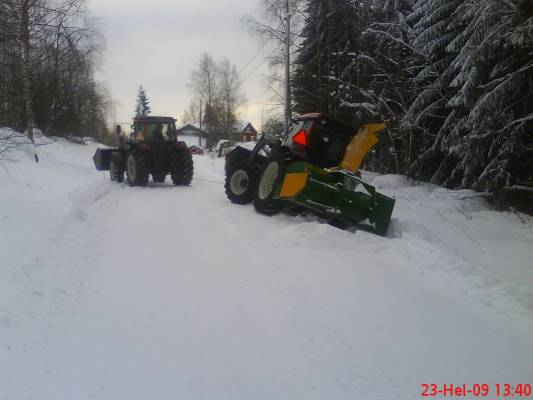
[93,148,117,171]
[276,162,395,236]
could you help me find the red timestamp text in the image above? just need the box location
[421,383,532,398]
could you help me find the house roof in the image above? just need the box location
[233,120,247,132]
[236,122,258,135]
[135,116,177,123]
[177,123,208,138]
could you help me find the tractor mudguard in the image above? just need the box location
[225,145,268,172]
[93,148,119,171]
[276,161,395,235]
[225,146,252,172]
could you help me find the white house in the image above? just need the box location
[176,124,208,148]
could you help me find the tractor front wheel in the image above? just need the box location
[126,151,149,187]
[225,163,258,204]
[253,155,286,215]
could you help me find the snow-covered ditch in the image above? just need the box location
[1,128,532,399]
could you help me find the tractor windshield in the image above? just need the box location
[134,122,176,142]
[284,118,353,168]
[307,120,352,168]
[284,120,310,142]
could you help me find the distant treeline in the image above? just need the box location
[0,0,110,142]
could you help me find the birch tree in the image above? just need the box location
[0,0,109,145]
[188,53,245,144]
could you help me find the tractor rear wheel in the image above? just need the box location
[171,147,194,186]
[225,163,259,204]
[110,153,124,183]
[126,150,149,187]
[253,152,288,215]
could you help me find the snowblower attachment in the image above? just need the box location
[270,123,395,235]
[276,161,395,235]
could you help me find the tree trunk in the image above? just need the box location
[20,0,38,162]
[284,0,292,132]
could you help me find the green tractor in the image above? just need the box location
[93,116,193,186]
[224,113,396,235]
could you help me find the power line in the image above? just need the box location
[241,48,278,84]
[238,39,269,75]
[238,21,284,76]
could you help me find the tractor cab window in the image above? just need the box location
[283,118,355,168]
[283,120,309,143]
[134,122,175,142]
[307,120,352,168]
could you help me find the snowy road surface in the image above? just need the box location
[1,134,532,399]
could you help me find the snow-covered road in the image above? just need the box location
[1,135,532,399]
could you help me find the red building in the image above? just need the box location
[240,123,258,142]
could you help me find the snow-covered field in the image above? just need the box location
[1,128,532,399]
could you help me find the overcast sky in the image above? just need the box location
[88,0,275,129]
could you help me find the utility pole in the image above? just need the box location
[284,0,292,132]
[199,99,203,130]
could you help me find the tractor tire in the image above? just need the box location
[171,147,194,186]
[126,150,149,187]
[110,153,124,183]
[253,151,290,216]
[152,174,166,183]
[225,163,259,205]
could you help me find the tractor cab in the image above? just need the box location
[130,116,177,143]
[282,113,386,174]
[282,113,359,169]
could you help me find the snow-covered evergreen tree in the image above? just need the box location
[292,0,369,121]
[353,0,416,173]
[445,0,533,193]
[289,0,532,204]
[134,85,151,118]
[406,0,532,198]
[403,0,466,181]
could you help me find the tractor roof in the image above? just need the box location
[296,113,358,136]
[298,113,326,120]
[134,116,177,123]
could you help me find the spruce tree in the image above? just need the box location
[445,0,533,193]
[134,85,151,118]
[293,0,418,173]
[406,0,532,199]
[292,0,368,122]
[350,0,416,173]
[290,0,532,204]
[403,0,466,182]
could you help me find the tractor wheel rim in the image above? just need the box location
[127,156,136,180]
[230,170,249,196]
[258,161,279,200]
